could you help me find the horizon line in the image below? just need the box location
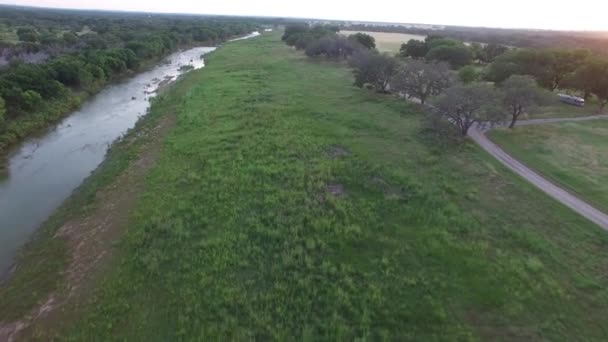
[1,3,607,34]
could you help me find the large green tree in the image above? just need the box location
[500,75,551,128]
[435,83,504,135]
[399,39,428,59]
[426,44,473,69]
[348,33,375,50]
[350,51,400,93]
[572,58,608,112]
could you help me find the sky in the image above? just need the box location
[2,0,608,31]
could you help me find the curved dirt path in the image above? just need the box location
[468,115,608,231]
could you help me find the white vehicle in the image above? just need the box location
[557,93,585,107]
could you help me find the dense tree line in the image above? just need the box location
[399,35,508,68]
[341,23,608,57]
[0,5,264,152]
[282,24,376,59]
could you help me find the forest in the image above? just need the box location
[341,23,608,56]
[0,5,264,154]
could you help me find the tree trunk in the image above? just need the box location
[599,101,607,114]
[462,125,470,136]
[508,108,521,129]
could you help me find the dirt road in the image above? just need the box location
[468,116,608,231]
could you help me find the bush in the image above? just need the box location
[350,50,399,93]
[305,35,358,59]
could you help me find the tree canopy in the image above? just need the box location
[435,83,504,135]
[349,51,399,93]
[348,33,376,50]
[500,75,551,128]
[392,60,453,104]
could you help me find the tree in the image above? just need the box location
[50,56,92,87]
[17,27,38,42]
[350,51,399,93]
[348,33,375,50]
[435,83,504,136]
[480,44,508,64]
[305,35,357,59]
[426,45,473,69]
[62,32,79,45]
[501,75,551,128]
[576,58,608,112]
[294,33,314,50]
[392,60,453,104]
[282,23,309,43]
[547,49,591,91]
[469,42,484,63]
[485,49,554,87]
[399,39,428,59]
[21,90,43,111]
[0,96,5,125]
[458,66,479,84]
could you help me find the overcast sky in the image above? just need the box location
[2,0,608,31]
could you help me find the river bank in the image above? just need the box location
[0,45,217,276]
[0,33,260,162]
[0,31,261,272]
[0,33,262,340]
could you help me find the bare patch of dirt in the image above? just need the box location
[326,145,350,159]
[0,113,176,342]
[326,184,346,197]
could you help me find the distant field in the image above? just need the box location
[489,119,608,213]
[340,30,425,53]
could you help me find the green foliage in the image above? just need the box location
[426,44,473,69]
[458,65,479,84]
[348,32,376,49]
[469,42,484,62]
[0,7,261,152]
[399,36,473,69]
[578,58,608,111]
[435,82,504,135]
[479,43,509,63]
[20,90,43,111]
[349,50,399,92]
[282,24,340,52]
[0,96,5,125]
[282,23,310,43]
[304,35,358,59]
[16,27,38,42]
[399,39,428,59]
[49,55,93,87]
[62,32,78,45]
[486,48,590,90]
[45,33,608,340]
[500,75,552,127]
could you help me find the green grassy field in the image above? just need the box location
[528,100,602,119]
[490,120,608,213]
[5,32,608,340]
[340,30,425,54]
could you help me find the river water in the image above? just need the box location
[0,45,225,274]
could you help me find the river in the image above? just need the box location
[0,32,258,274]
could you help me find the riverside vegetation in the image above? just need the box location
[0,5,261,155]
[2,30,608,340]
